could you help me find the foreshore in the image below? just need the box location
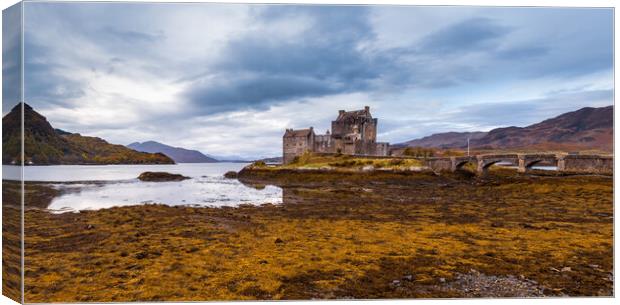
[3,166,612,302]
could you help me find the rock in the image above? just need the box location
[549,267,560,272]
[362,165,374,171]
[588,264,600,269]
[186,247,200,253]
[259,260,269,264]
[520,223,536,229]
[137,171,190,182]
[391,280,401,286]
[439,277,446,283]
[223,171,238,179]
[85,224,95,230]
[134,251,148,259]
[402,275,414,281]
[561,267,572,272]
[274,238,284,244]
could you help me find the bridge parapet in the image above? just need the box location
[424,153,612,175]
[558,154,613,174]
[426,157,453,172]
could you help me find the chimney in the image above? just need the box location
[364,106,370,112]
[309,126,313,131]
[339,110,345,115]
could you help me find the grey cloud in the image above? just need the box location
[183,6,391,114]
[101,26,165,43]
[495,46,548,60]
[185,73,341,113]
[23,41,86,108]
[2,3,22,114]
[418,17,511,54]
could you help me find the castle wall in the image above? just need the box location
[363,118,377,142]
[283,133,314,164]
[376,142,390,156]
[314,134,332,153]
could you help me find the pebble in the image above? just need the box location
[446,270,546,297]
[561,267,572,272]
[439,277,446,283]
[402,275,414,281]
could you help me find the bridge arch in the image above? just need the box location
[454,160,475,170]
[517,154,559,173]
[450,156,477,172]
[476,154,520,175]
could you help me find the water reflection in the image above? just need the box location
[46,176,282,212]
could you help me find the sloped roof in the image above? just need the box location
[336,109,372,121]
[284,128,314,137]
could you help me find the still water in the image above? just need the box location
[3,163,282,212]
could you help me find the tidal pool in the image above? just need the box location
[4,163,282,212]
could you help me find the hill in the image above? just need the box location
[394,131,487,149]
[2,103,175,165]
[396,106,613,152]
[127,141,218,163]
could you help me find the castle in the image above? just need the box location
[283,106,390,164]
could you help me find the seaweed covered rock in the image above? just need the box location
[137,171,190,182]
[223,171,238,179]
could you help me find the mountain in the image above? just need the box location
[255,156,283,164]
[127,141,218,163]
[394,131,488,149]
[2,103,175,165]
[396,106,613,152]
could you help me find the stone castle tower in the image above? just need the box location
[283,106,390,164]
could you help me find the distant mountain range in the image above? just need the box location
[2,103,175,165]
[127,141,218,163]
[256,156,283,164]
[398,131,488,149]
[395,106,613,152]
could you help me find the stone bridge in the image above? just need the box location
[426,153,612,175]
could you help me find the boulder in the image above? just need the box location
[137,171,190,182]
[223,171,238,179]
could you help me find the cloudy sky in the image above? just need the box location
[5,3,614,159]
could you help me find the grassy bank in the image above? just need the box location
[265,153,426,171]
[17,170,613,301]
